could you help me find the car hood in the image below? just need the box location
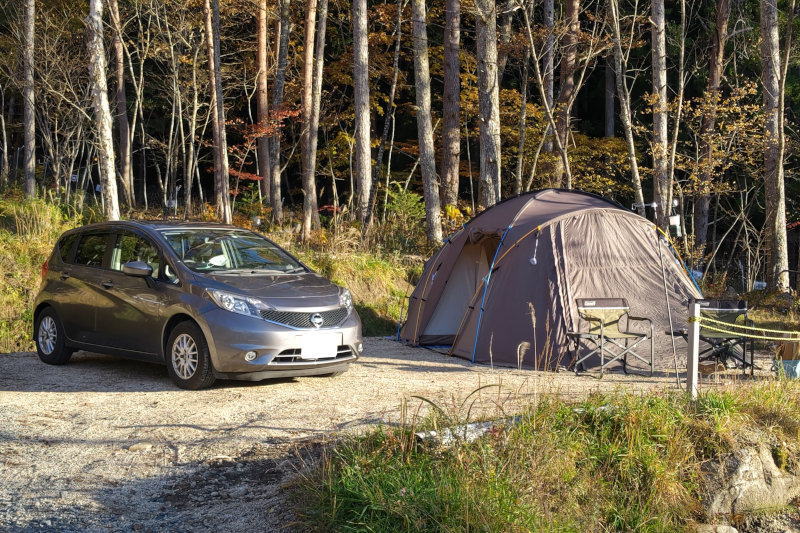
[200,272,342,309]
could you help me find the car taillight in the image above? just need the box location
[41,260,49,281]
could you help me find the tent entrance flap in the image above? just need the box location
[420,238,498,345]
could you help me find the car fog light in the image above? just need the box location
[356,342,363,353]
[244,351,257,362]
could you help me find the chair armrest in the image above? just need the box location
[627,315,652,324]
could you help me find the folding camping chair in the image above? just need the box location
[567,298,654,377]
[671,298,755,373]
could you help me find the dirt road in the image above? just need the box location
[0,338,679,531]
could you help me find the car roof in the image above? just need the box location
[65,220,243,233]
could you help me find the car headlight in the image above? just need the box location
[207,289,269,318]
[339,288,353,311]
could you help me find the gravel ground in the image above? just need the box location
[0,337,766,532]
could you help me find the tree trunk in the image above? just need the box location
[608,0,644,208]
[22,0,36,197]
[269,0,290,223]
[542,0,554,153]
[366,0,404,229]
[515,47,530,195]
[411,0,442,242]
[695,0,731,249]
[108,0,133,207]
[604,56,614,137]
[475,0,501,207]
[441,0,460,207]
[0,87,8,187]
[651,0,670,228]
[760,0,792,291]
[256,0,271,203]
[352,0,371,222]
[554,0,579,188]
[87,0,120,220]
[301,0,326,240]
[204,0,232,223]
[496,6,513,83]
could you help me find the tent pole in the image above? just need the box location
[470,225,512,363]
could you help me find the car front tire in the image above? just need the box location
[166,321,216,390]
[35,308,74,365]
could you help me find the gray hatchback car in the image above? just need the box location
[33,221,363,389]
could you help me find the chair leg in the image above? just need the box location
[650,328,654,377]
[622,339,629,375]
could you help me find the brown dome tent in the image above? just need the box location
[399,189,701,370]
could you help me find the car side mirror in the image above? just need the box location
[122,260,153,278]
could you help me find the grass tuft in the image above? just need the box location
[294,382,800,532]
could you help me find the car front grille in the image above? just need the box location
[260,307,349,329]
[270,345,355,364]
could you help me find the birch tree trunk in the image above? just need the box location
[760,0,792,291]
[411,0,442,242]
[269,0,291,223]
[695,0,731,249]
[651,0,670,228]
[108,0,133,207]
[256,0,271,203]
[352,0,371,222]
[204,0,232,223]
[542,0,554,153]
[475,0,501,206]
[22,0,36,197]
[608,0,644,208]
[441,0,460,207]
[0,86,9,187]
[87,0,120,220]
[515,47,530,195]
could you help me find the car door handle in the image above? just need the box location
[101,280,114,289]
[60,271,70,280]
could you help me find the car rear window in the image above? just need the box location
[74,234,109,267]
[57,233,78,263]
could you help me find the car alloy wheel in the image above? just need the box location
[37,315,57,355]
[171,333,199,380]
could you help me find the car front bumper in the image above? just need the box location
[196,307,363,377]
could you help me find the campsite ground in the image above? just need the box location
[0,336,728,531]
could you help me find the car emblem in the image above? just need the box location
[310,313,324,328]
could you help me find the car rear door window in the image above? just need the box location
[57,233,79,263]
[74,234,110,267]
[110,232,161,278]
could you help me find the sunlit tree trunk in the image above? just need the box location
[269,0,290,223]
[695,0,731,249]
[301,0,326,240]
[608,0,644,208]
[515,47,530,195]
[760,0,793,291]
[475,0,501,206]
[352,0,371,222]
[256,0,271,203]
[441,0,460,207]
[554,0,578,188]
[22,0,36,197]
[411,0,442,242]
[88,0,120,220]
[542,0,554,154]
[651,0,670,228]
[0,86,9,187]
[204,0,232,223]
[108,0,133,207]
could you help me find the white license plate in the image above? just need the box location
[299,333,341,359]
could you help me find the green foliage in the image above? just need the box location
[294,383,800,532]
[382,183,428,254]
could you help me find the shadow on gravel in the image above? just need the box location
[0,351,297,393]
[6,443,319,533]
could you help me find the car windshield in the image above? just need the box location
[159,229,304,273]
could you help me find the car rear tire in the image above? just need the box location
[166,321,216,390]
[35,308,74,365]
